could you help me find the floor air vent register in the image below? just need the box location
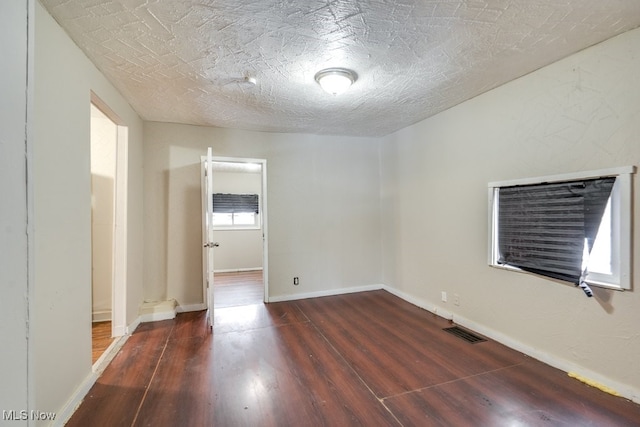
[443,326,486,344]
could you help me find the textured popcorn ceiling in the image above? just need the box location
[41,0,640,137]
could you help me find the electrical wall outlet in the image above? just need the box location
[293,277,299,286]
[441,291,447,302]
[453,294,460,306]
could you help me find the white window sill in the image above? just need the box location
[489,264,625,292]
[213,226,261,231]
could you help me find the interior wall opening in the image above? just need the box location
[90,93,129,366]
[202,156,268,314]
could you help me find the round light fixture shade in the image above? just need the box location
[315,68,357,95]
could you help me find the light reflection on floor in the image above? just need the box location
[213,303,265,334]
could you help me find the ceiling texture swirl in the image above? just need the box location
[41,0,640,136]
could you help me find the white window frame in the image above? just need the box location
[488,166,635,291]
[212,211,261,230]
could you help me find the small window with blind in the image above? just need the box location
[488,166,635,295]
[212,193,260,229]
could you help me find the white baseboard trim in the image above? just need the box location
[383,286,455,321]
[448,311,640,404]
[91,310,112,323]
[176,303,206,313]
[92,335,128,376]
[55,317,141,427]
[113,323,127,337]
[268,284,384,303]
[54,372,98,427]
[138,299,177,323]
[214,267,263,273]
[381,284,640,404]
[126,315,141,335]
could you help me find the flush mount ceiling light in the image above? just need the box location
[314,68,357,95]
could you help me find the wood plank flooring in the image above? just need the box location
[92,321,114,364]
[214,270,264,308]
[68,290,640,426]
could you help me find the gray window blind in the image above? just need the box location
[212,193,259,214]
[497,177,615,287]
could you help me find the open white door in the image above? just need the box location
[202,147,217,330]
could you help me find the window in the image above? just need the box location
[212,193,260,229]
[488,166,634,294]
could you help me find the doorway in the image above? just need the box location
[90,94,128,365]
[201,155,268,316]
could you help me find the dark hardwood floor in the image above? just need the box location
[68,288,640,426]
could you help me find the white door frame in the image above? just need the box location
[202,148,215,328]
[200,155,269,306]
[91,92,127,338]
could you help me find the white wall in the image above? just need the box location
[90,105,117,320]
[33,3,145,420]
[212,171,263,271]
[144,122,382,305]
[0,0,32,418]
[381,28,640,400]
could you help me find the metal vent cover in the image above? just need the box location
[443,326,486,344]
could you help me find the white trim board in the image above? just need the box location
[268,284,384,303]
[214,268,263,273]
[176,303,206,313]
[138,300,177,323]
[488,165,635,188]
[92,310,112,323]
